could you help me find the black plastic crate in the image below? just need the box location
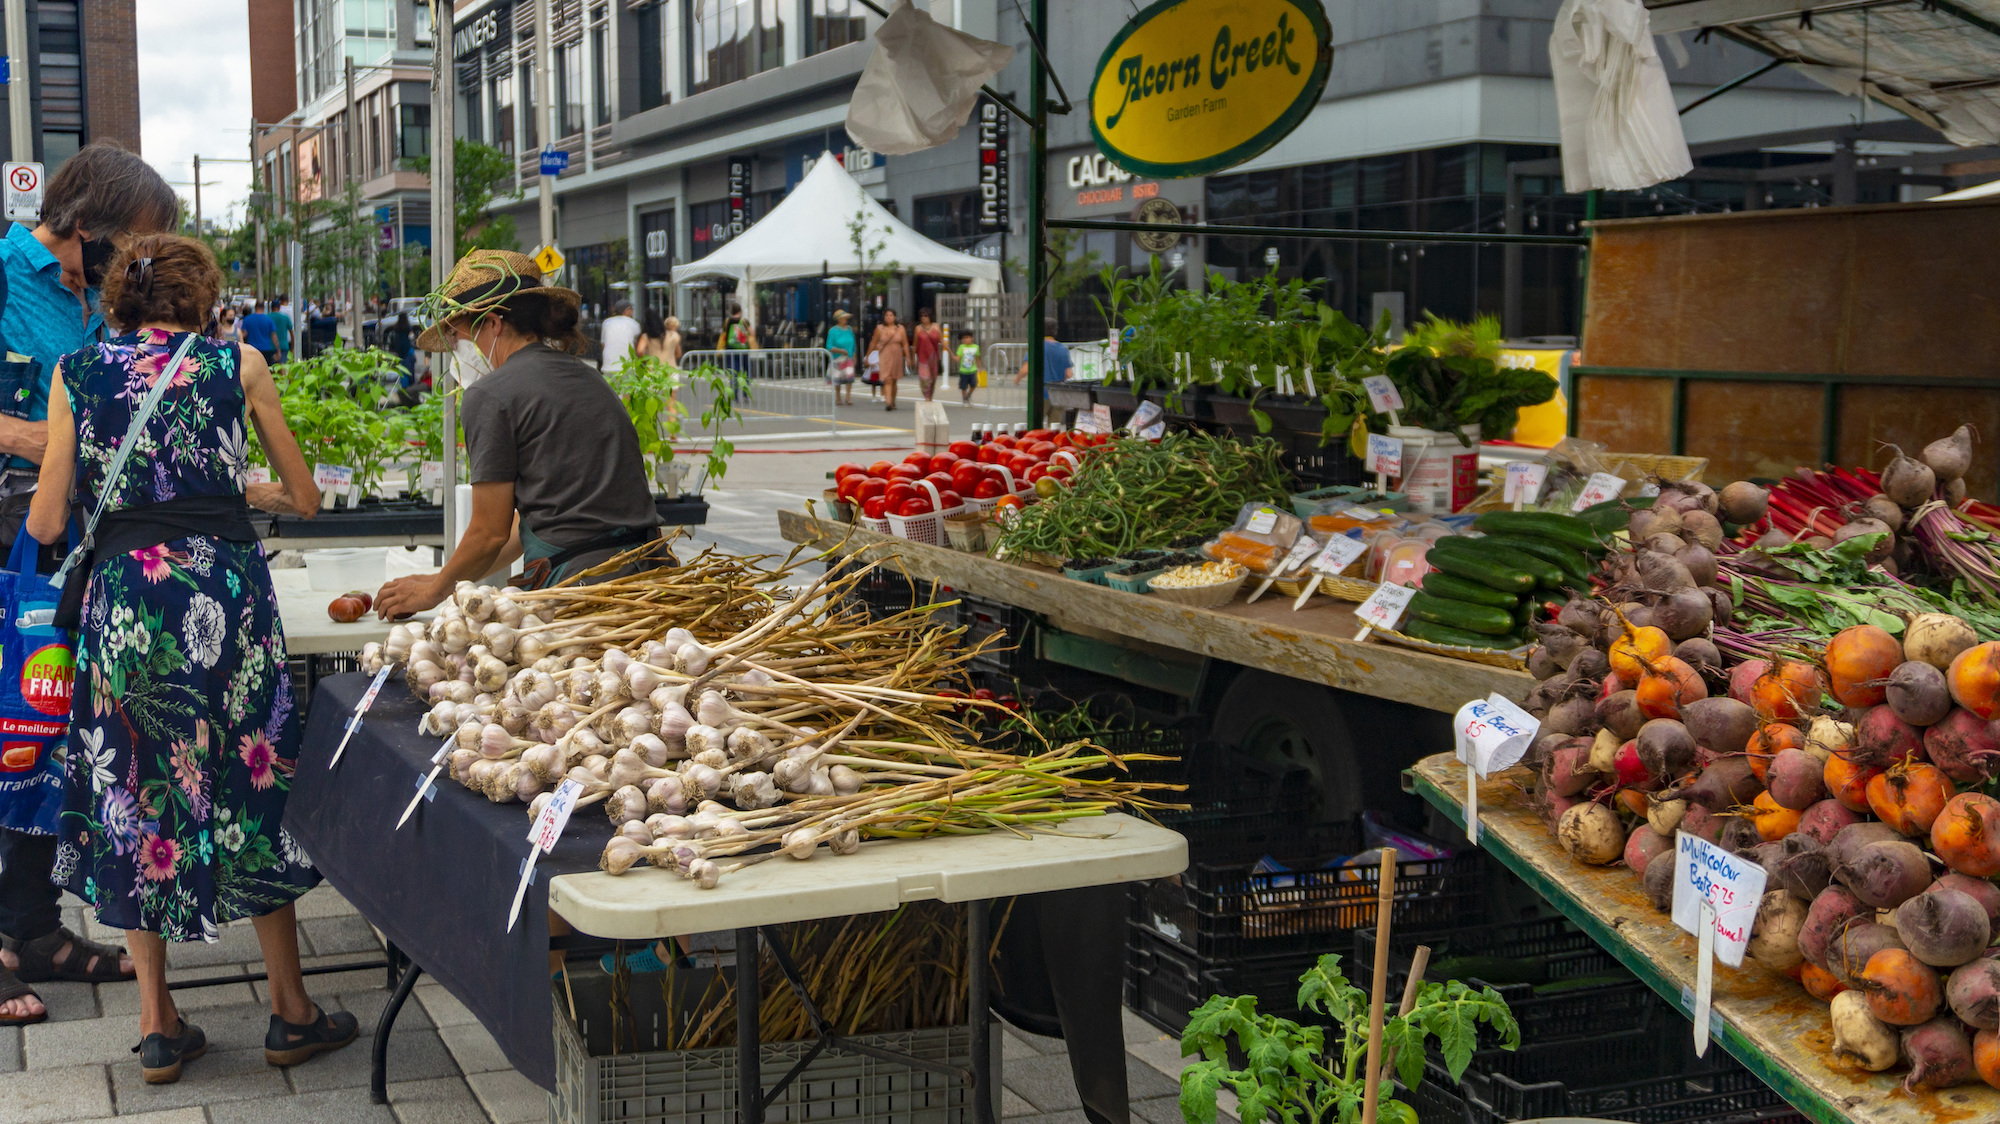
[1352,917,1662,1047]
[1412,1035,1806,1124]
[1140,817,1484,961]
[1124,924,1320,1037]
[949,591,1034,678]
[838,564,939,621]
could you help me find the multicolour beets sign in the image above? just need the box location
[1089,0,1332,179]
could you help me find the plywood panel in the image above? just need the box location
[1836,385,2000,502]
[1575,375,1673,455]
[1844,208,2000,378]
[1576,225,1683,370]
[1683,381,1824,483]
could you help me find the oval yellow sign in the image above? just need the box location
[1090,0,1332,180]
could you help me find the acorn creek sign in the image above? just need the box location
[1090,0,1332,179]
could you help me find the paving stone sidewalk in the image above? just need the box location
[0,886,1218,1124]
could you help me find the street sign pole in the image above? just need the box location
[535,0,555,263]
[4,0,28,163]
[433,0,459,545]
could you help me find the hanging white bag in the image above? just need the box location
[845,0,1015,155]
[1549,0,1692,192]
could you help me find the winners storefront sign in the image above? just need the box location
[1090,0,1332,179]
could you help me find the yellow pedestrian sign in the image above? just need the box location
[533,244,565,275]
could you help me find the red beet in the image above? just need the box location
[1681,696,1759,756]
[1798,799,1862,844]
[1932,873,2000,926]
[1947,957,2000,1029]
[1902,1018,1976,1090]
[1612,740,1652,789]
[1829,919,1908,988]
[1661,755,1762,811]
[1624,824,1672,875]
[1545,743,1595,797]
[1841,839,1934,909]
[1729,659,1770,707]
[1680,803,1720,842]
[1636,719,1698,781]
[1767,748,1828,810]
[1925,708,2000,784]
[1854,705,1927,768]
[1801,885,1869,969]
[1596,690,1645,741]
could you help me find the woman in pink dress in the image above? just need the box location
[869,310,910,412]
[913,309,943,402]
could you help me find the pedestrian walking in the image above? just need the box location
[825,310,857,407]
[956,332,982,405]
[600,298,640,374]
[238,299,278,365]
[270,295,294,364]
[869,308,909,412]
[913,308,942,402]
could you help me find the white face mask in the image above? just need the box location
[453,336,493,387]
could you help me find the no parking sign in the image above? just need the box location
[3,162,41,222]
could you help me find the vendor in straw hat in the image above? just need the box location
[374,250,664,618]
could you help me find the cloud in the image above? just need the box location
[138,0,254,227]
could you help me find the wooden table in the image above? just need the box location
[1406,752,2000,1124]
[777,509,1533,714]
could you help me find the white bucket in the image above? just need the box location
[1389,424,1481,514]
[303,548,388,592]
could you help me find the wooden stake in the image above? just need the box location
[1360,847,1398,1124]
[1378,945,1431,1083]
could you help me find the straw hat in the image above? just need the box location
[832,309,851,322]
[416,249,582,352]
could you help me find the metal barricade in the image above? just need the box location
[678,348,836,439]
[970,342,1029,413]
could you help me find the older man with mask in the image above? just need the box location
[0,142,177,1027]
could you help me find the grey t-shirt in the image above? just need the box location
[459,342,660,550]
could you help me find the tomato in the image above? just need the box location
[972,477,1005,499]
[833,462,865,481]
[855,477,887,503]
[948,440,979,459]
[1046,464,1072,481]
[868,460,896,478]
[1025,463,1050,483]
[903,452,931,467]
[886,481,917,507]
[1025,440,1056,458]
[889,464,924,481]
[837,475,862,501]
[1024,429,1055,442]
[975,444,1002,464]
[1051,432,1072,448]
[1034,477,1061,498]
[990,434,1017,449]
[1008,453,1038,476]
[863,496,889,519]
[897,496,934,516]
[994,494,1025,511]
[936,489,963,510]
[950,463,983,492]
[923,472,954,490]
[927,453,960,474]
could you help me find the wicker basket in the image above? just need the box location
[1275,574,1378,601]
[944,514,988,552]
[1373,627,1530,670]
[1147,566,1249,608]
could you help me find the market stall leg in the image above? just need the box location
[369,946,424,1104]
[738,925,761,1124]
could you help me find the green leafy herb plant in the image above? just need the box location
[1179,953,1518,1124]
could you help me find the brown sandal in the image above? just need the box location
[0,966,45,1027]
[2,925,133,983]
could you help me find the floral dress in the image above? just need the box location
[50,328,318,942]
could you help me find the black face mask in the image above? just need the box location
[79,234,117,286]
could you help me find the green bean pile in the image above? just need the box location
[996,431,1292,560]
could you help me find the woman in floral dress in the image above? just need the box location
[26,235,358,1083]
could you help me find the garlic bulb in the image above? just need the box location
[829,830,860,856]
[581,753,611,782]
[646,812,690,838]
[645,774,688,814]
[495,596,525,628]
[449,748,480,784]
[360,642,385,674]
[618,820,652,845]
[829,764,861,795]
[516,633,548,664]
[726,727,774,763]
[674,641,714,675]
[781,829,819,859]
[442,618,472,654]
[631,733,672,768]
[408,638,441,667]
[607,785,648,824]
[691,748,728,770]
[481,621,517,659]
[596,670,630,705]
[411,661,446,693]
[500,701,530,737]
[457,584,494,623]
[626,663,661,699]
[695,690,734,728]
[728,771,780,809]
[569,728,605,757]
[384,624,415,662]
[521,742,565,781]
[616,706,653,743]
[608,748,651,789]
[513,767,544,802]
[474,654,509,693]
[690,858,721,888]
[602,648,632,678]
[680,761,721,799]
[528,790,555,821]
[567,670,596,706]
[641,639,674,667]
[654,701,694,746]
[684,724,727,757]
[772,757,811,793]
[600,836,644,874]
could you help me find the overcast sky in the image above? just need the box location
[139,0,254,229]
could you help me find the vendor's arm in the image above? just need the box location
[373,482,517,618]
[239,344,321,517]
[0,413,49,463]
[24,366,73,543]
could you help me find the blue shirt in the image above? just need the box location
[240,312,276,351]
[0,222,103,468]
[1042,339,1073,383]
[825,325,856,358]
[271,309,293,355]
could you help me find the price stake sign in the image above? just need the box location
[1075,408,1107,435]
[1366,433,1403,477]
[313,463,356,491]
[326,665,396,770]
[246,466,273,485]
[1504,463,1548,505]
[1091,403,1113,433]
[1352,581,1416,638]
[1672,831,1769,1055]
[1361,375,1404,414]
[1129,400,1163,432]
[398,738,459,829]
[1451,693,1541,844]
[1310,534,1369,575]
[510,778,588,930]
[419,461,445,490]
[1571,472,1626,512]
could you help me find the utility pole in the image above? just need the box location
[433,0,459,549]
[535,0,555,257]
[250,117,264,301]
[345,56,363,347]
[193,154,202,239]
[4,0,28,163]
[1024,0,1047,429]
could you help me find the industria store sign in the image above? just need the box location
[1090,0,1332,179]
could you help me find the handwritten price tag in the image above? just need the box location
[1244,506,1280,535]
[1353,582,1416,631]
[419,461,445,490]
[528,778,587,854]
[1361,375,1404,414]
[246,466,273,485]
[1672,833,1767,968]
[1572,472,1626,511]
[1310,534,1369,575]
[313,463,356,491]
[1504,463,1548,504]
[1092,404,1113,432]
[1075,408,1107,435]
[1129,400,1162,431]
[1366,434,1403,477]
[1452,693,1540,845]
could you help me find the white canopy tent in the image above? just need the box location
[671,152,1001,323]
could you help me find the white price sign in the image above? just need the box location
[528,778,587,854]
[1366,434,1403,477]
[1361,375,1404,414]
[419,461,445,490]
[1092,403,1114,432]
[314,463,356,491]
[1244,506,1280,535]
[1310,534,1369,575]
[1129,400,1162,432]
[1075,407,1107,435]
[1353,581,1417,632]
[246,466,273,485]
[1504,463,1548,504]
[1452,693,1541,844]
[1672,832,1766,969]
[1572,472,1626,511]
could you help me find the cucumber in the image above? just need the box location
[1431,536,1566,591]
[1423,545,1535,593]
[1402,618,1518,649]
[1471,510,1606,553]
[1481,535,1592,584]
[1514,598,1535,630]
[1575,494,1656,533]
[1408,591,1515,635]
[1421,571,1522,609]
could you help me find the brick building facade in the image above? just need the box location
[80,0,140,152]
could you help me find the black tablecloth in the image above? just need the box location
[286,673,609,1089]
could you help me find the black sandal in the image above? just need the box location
[265,1005,359,1067]
[134,1018,206,1084]
[0,966,44,1027]
[1,925,133,983]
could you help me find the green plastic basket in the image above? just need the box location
[1291,486,1413,519]
[1104,565,1165,594]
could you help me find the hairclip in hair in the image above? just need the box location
[126,256,153,291]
